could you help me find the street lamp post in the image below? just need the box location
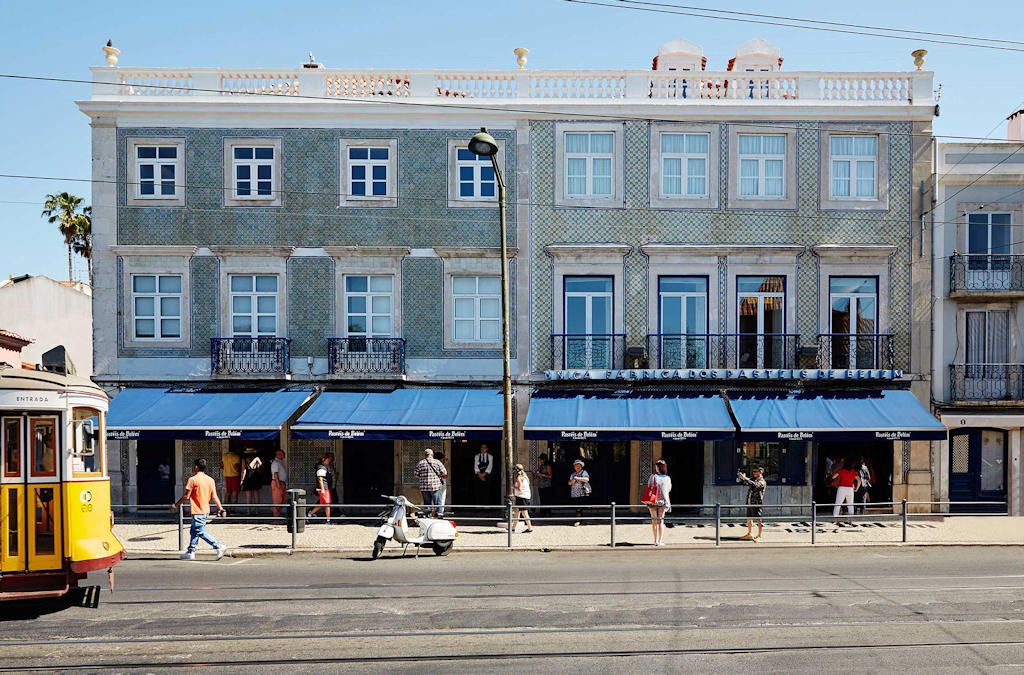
[468,127,514,501]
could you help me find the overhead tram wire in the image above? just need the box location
[564,0,1024,53]
[606,0,1024,46]
[0,72,1013,144]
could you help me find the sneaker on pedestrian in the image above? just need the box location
[179,552,195,560]
[523,528,533,533]
[216,545,228,560]
[573,521,581,527]
[740,533,753,540]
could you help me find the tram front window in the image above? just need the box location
[30,418,56,477]
[71,408,102,476]
[3,417,20,476]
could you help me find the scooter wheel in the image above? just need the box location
[432,541,453,556]
[372,536,387,560]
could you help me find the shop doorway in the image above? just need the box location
[342,440,394,505]
[137,440,175,505]
[814,441,893,507]
[548,441,630,506]
[949,428,1007,512]
[659,441,703,510]
[450,440,502,506]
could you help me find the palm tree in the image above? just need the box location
[41,192,89,282]
[71,206,93,286]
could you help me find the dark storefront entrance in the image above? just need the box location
[547,441,630,506]
[949,428,1007,511]
[660,441,703,509]
[451,440,502,506]
[342,440,395,505]
[137,440,175,505]
[813,441,893,506]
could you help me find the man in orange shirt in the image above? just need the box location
[170,458,228,560]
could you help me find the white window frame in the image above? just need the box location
[126,137,185,207]
[737,134,786,199]
[135,146,179,199]
[340,139,398,207]
[967,212,1013,256]
[554,123,624,207]
[650,124,721,209]
[130,274,183,341]
[829,135,878,200]
[660,133,710,198]
[223,138,282,207]
[451,276,501,344]
[343,275,394,338]
[229,274,279,338]
[819,126,889,211]
[727,125,797,210]
[447,138,504,207]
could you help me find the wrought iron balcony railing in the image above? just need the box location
[211,337,290,375]
[816,333,894,369]
[328,337,405,376]
[949,254,1024,293]
[551,333,626,370]
[646,333,801,370]
[949,364,1024,402]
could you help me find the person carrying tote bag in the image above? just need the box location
[644,459,672,546]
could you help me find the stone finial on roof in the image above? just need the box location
[102,40,120,67]
[514,47,529,69]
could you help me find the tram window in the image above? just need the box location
[2,417,20,477]
[33,487,55,555]
[7,489,18,556]
[71,408,103,477]
[29,418,57,478]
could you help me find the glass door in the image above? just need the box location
[737,276,785,368]
[829,277,878,368]
[1,417,25,572]
[27,416,62,571]
[967,213,1012,287]
[564,277,613,369]
[965,310,1009,399]
[658,276,708,368]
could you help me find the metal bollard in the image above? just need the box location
[506,500,513,549]
[811,501,817,545]
[715,503,721,547]
[177,504,185,551]
[610,502,616,548]
[290,496,297,550]
[901,498,908,543]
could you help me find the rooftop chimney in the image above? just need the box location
[1009,110,1024,142]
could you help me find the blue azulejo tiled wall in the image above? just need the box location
[116,128,516,248]
[287,256,335,356]
[530,119,913,371]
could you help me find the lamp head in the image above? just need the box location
[468,127,498,157]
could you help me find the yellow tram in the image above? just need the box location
[0,359,124,601]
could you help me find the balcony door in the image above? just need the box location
[966,213,1012,287]
[965,310,1010,399]
[564,276,613,369]
[829,277,878,368]
[737,276,785,368]
[658,276,708,368]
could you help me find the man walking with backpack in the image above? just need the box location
[413,448,447,517]
[170,458,228,560]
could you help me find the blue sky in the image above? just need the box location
[1,0,1021,281]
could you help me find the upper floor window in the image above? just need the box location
[232,146,275,199]
[830,136,877,199]
[737,275,786,369]
[340,139,398,206]
[453,276,500,343]
[738,134,785,198]
[661,133,709,198]
[565,132,614,198]
[456,149,496,200]
[968,212,1012,259]
[230,274,278,337]
[132,274,182,340]
[345,275,394,338]
[136,146,178,198]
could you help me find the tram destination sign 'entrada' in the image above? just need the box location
[544,368,903,381]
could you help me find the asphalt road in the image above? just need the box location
[2,547,1023,672]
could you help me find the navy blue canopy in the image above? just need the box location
[291,388,503,440]
[523,393,735,441]
[730,390,947,442]
[106,388,313,441]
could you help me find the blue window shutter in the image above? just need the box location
[780,442,807,485]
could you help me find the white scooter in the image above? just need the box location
[372,495,458,559]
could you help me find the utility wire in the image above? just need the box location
[566,0,1024,53]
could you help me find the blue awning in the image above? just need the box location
[523,393,735,441]
[106,388,314,441]
[730,390,947,442]
[291,389,503,440]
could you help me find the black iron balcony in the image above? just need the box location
[949,254,1024,294]
[328,337,405,376]
[950,364,1024,402]
[211,337,290,375]
[816,333,894,370]
[646,333,801,369]
[551,333,626,370]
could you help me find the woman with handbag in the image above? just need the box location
[643,459,672,546]
[568,459,591,527]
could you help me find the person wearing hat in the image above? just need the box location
[737,466,767,540]
[568,459,591,527]
[510,464,534,533]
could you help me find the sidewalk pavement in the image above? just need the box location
[115,514,1024,556]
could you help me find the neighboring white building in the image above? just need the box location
[932,112,1024,516]
[0,275,93,374]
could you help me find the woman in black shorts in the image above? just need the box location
[510,463,534,533]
